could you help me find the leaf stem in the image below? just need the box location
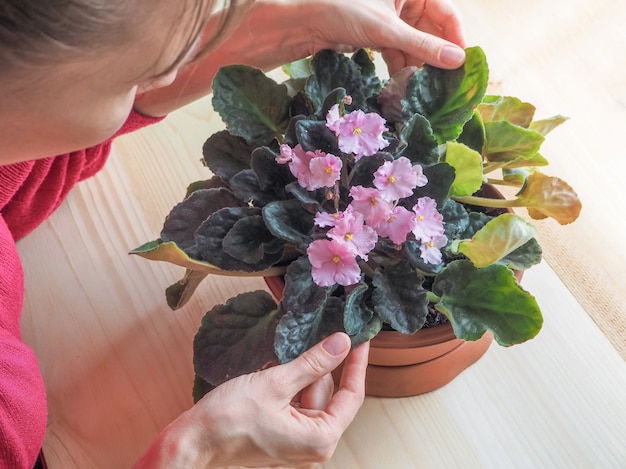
[451,195,525,209]
[485,177,523,188]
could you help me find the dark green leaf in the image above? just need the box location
[212,65,291,145]
[403,241,445,275]
[305,49,366,111]
[344,283,374,335]
[296,119,340,155]
[498,237,542,270]
[275,296,344,363]
[282,257,331,314]
[223,215,284,264]
[457,110,486,153]
[351,48,382,101]
[440,199,470,240]
[372,261,429,334]
[263,200,315,245]
[402,46,489,143]
[350,152,393,187]
[193,291,280,386]
[396,113,440,165]
[403,163,455,208]
[229,169,280,208]
[195,207,283,272]
[192,374,217,403]
[433,260,543,345]
[202,130,256,181]
[165,269,209,310]
[161,188,242,258]
[251,146,293,192]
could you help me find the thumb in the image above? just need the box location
[279,333,351,396]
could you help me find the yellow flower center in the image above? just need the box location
[369,197,378,206]
[418,215,424,221]
[387,176,396,183]
[325,166,333,173]
[344,233,353,241]
[332,255,341,264]
[427,241,434,248]
[353,127,362,134]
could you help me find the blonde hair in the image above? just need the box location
[0,0,240,77]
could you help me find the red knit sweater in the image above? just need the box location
[0,111,162,468]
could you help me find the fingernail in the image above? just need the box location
[322,334,348,356]
[440,45,466,66]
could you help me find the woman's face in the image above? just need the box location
[0,0,207,164]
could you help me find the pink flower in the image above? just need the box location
[276,144,341,190]
[314,211,342,228]
[374,205,416,245]
[326,107,389,160]
[412,197,445,243]
[348,186,394,227]
[373,157,428,201]
[420,234,448,264]
[307,239,361,287]
[328,207,378,260]
[308,153,342,189]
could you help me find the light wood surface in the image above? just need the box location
[18,0,626,467]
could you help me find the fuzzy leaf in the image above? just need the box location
[223,215,285,264]
[193,291,280,386]
[263,200,315,245]
[351,48,383,101]
[397,113,440,165]
[529,115,569,136]
[404,163,455,208]
[402,46,489,143]
[453,213,536,267]
[202,131,256,181]
[251,146,293,193]
[282,257,332,314]
[195,207,283,271]
[296,119,341,155]
[372,261,429,334]
[478,96,536,127]
[160,188,242,258]
[498,238,542,270]
[305,49,366,111]
[212,65,291,145]
[433,260,543,345]
[516,171,582,224]
[275,296,344,363]
[229,169,280,208]
[483,121,547,167]
[445,142,484,197]
[344,283,374,336]
[457,110,486,153]
[378,66,418,124]
[165,269,210,310]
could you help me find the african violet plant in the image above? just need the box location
[132,47,581,401]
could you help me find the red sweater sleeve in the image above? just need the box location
[0,110,163,468]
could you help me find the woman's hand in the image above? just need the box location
[134,333,369,468]
[135,0,466,116]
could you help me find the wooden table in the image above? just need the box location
[18,0,626,467]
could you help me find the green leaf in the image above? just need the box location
[405,163,455,208]
[192,374,217,403]
[263,200,315,245]
[433,260,543,345]
[457,110,486,153]
[165,269,210,310]
[452,213,536,267]
[275,296,344,363]
[282,57,312,79]
[160,188,242,258]
[478,96,536,127]
[483,121,547,167]
[305,49,367,111]
[212,65,291,145]
[397,113,440,165]
[440,199,470,240]
[195,207,283,272]
[223,215,285,264]
[296,119,341,155]
[282,257,332,313]
[372,261,429,334]
[498,238,542,270]
[250,146,293,193]
[130,239,225,272]
[444,142,484,197]
[202,130,256,181]
[529,115,569,136]
[193,291,280,386]
[344,283,374,336]
[229,169,281,208]
[351,48,382,101]
[402,46,489,143]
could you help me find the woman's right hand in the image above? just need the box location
[134,332,369,468]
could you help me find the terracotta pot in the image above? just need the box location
[264,276,493,398]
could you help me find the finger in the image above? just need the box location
[299,373,334,410]
[277,333,351,397]
[323,341,369,430]
[422,0,467,47]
